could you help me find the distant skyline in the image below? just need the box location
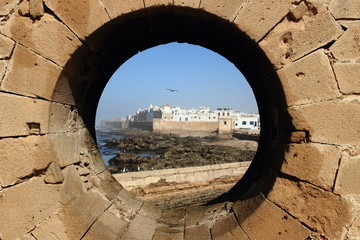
[96,42,258,125]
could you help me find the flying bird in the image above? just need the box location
[166,88,179,92]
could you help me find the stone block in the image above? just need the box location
[346,214,360,240]
[1,12,81,67]
[144,0,173,8]
[288,2,308,22]
[333,62,360,94]
[259,1,343,68]
[152,226,184,240]
[173,0,200,8]
[47,132,81,167]
[44,162,64,184]
[184,205,207,227]
[61,165,86,204]
[210,213,248,240]
[329,0,360,19]
[43,0,110,40]
[101,0,144,19]
[200,0,245,22]
[184,224,211,240]
[82,208,128,240]
[0,178,63,239]
[0,60,6,81]
[0,0,18,16]
[289,131,307,143]
[114,189,143,222]
[233,194,309,240]
[1,44,63,100]
[0,33,15,59]
[277,49,340,106]
[121,214,157,240]
[91,169,122,200]
[289,97,360,145]
[334,153,360,196]
[29,0,44,19]
[330,21,360,61]
[31,215,69,240]
[234,0,293,42]
[59,189,112,240]
[138,202,163,220]
[267,177,353,239]
[282,143,341,190]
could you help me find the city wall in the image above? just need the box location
[0,0,359,239]
[129,121,153,131]
[153,118,218,133]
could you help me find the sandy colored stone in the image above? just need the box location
[185,224,211,240]
[267,177,353,239]
[0,33,15,59]
[43,0,110,39]
[277,49,340,106]
[282,143,341,190]
[200,0,245,22]
[233,194,309,240]
[138,202,163,220]
[210,213,248,240]
[288,1,308,22]
[0,60,6,81]
[234,0,293,42]
[31,215,69,240]
[61,165,86,203]
[60,189,111,240]
[0,0,18,16]
[152,226,184,240]
[144,0,173,8]
[334,153,360,196]
[44,162,64,184]
[333,62,360,94]
[329,0,360,19]
[1,12,81,67]
[113,189,143,222]
[29,0,44,19]
[174,0,200,8]
[289,97,360,145]
[259,1,343,68]
[82,208,128,240]
[1,44,64,100]
[346,214,360,240]
[91,169,122,200]
[121,214,157,240]
[101,0,144,19]
[289,131,306,143]
[0,177,63,239]
[330,21,360,61]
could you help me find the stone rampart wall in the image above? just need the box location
[153,118,218,133]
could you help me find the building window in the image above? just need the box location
[218,112,220,116]
[222,112,225,116]
[250,121,254,125]
[242,121,246,125]
[235,123,238,126]
[224,121,227,125]
[179,117,181,121]
[185,117,188,121]
[227,112,230,116]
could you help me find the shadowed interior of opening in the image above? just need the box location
[95,42,260,208]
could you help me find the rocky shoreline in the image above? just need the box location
[105,134,256,173]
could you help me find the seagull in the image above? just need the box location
[166,88,179,92]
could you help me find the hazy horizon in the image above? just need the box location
[96,42,258,125]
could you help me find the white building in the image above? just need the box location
[130,105,260,130]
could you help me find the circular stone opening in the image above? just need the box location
[95,42,260,208]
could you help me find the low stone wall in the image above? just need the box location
[114,162,251,208]
[153,118,218,133]
[129,121,153,131]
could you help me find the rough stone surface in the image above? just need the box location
[31,215,69,240]
[282,143,341,190]
[334,153,360,196]
[288,2,308,22]
[44,161,64,184]
[59,189,112,240]
[346,214,360,240]
[43,0,110,39]
[260,1,343,68]
[121,214,157,240]
[101,0,144,19]
[82,208,128,240]
[267,177,353,239]
[0,178,62,240]
[2,44,63,100]
[29,0,44,19]
[277,50,340,106]
[184,224,211,240]
[173,0,200,8]
[152,226,184,240]
[330,21,360,62]
[210,213,248,240]
[1,12,81,67]
[0,0,18,16]
[289,97,360,145]
[61,165,86,203]
[91,169,122,200]
[329,0,360,19]
[200,0,245,22]
[233,194,310,240]
[234,0,293,42]
[144,0,173,8]
[0,33,15,59]
[333,62,360,94]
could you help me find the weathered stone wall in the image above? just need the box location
[153,118,218,133]
[0,0,359,239]
[129,120,153,131]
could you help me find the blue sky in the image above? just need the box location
[96,42,258,125]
